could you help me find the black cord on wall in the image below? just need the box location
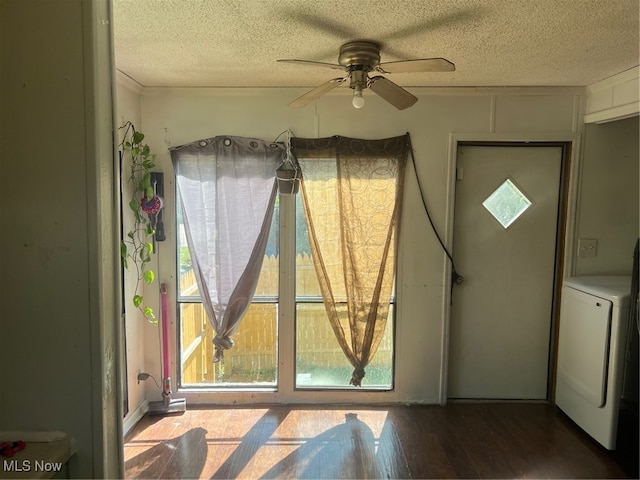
[406,134,463,295]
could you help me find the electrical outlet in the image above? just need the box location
[578,238,597,258]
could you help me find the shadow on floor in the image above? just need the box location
[259,413,401,479]
[126,426,208,479]
[210,408,289,479]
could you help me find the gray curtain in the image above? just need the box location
[171,136,284,362]
[292,134,408,386]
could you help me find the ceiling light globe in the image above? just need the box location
[352,91,365,109]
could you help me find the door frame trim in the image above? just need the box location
[440,133,582,404]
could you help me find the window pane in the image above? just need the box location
[177,198,199,297]
[294,191,393,390]
[178,201,279,387]
[254,197,279,298]
[482,178,532,229]
[295,193,320,296]
[295,303,393,389]
[178,231,199,298]
[180,302,278,386]
[178,200,279,299]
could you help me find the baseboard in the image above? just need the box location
[123,399,149,437]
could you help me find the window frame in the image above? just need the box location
[174,166,399,402]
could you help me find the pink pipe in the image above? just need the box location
[160,283,170,380]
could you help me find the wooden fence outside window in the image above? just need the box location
[179,255,393,385]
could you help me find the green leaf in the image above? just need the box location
[132,131,144,144]
[129,200,138,212]
[146,242,154,255]
[120,241,127,259]
[146,186,155,200]
[133,295,143,308]
[143,269,155,284]
[144,307,157,324]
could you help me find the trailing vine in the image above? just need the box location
[120,121,158,324]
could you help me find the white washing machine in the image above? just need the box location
[556,275,631,449]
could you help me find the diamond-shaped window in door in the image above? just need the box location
[482,179,532,229]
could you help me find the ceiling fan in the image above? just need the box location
[277,41,455,110]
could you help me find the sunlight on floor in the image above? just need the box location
[125,408,396,478]
[124,408,394,479]
[236,409,390,478]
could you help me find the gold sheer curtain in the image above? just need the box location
[292,135,409,386]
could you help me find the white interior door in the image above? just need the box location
[448,144,563,399]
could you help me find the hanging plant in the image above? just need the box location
[119,121,158,324]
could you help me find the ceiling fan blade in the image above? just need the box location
[369,76,418,110]
[277,59,345,71]
[378,58,455,74]
[289,77,345,108]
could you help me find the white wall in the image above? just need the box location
[0,0,120,477]
[574,115,639,275]
[115,79,152,433]
[129,86,585,404]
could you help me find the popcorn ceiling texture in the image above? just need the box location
[113,0,639,88]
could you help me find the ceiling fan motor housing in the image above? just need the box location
[338,41,381,69]
[339,41,380,91]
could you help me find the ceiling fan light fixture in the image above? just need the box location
[349,69,367,109]
[352,88,365,109]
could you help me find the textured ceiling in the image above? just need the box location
[113,0,640,89]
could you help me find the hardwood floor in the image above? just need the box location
[124,403,636,479]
